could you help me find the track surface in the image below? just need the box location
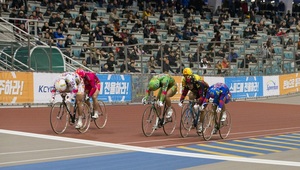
[1,99,300,169]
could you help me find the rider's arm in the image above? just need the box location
[180,79,188,102]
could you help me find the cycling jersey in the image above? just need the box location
[145,74,177,103]
[203,83,231,109]
[82,72,101,97]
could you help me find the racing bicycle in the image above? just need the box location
[180,100,203,138]
[50,93,91,134]
[86,97,108,129]
[142,97,177,137]
[202,103,232,141]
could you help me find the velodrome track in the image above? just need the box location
[1,95,300,170]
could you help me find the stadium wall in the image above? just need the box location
[0,71,299,104]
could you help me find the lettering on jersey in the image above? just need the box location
[0,80,24,95]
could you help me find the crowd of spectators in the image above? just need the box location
[0,0,300,74]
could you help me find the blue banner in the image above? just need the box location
[96,74,132,102]
[225,76,263,99]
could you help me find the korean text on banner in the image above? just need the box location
[0,71,34,103]
[279,73,300,95]
[225,76,263,99]
[97,74,131,102]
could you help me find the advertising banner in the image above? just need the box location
[279,73,300,95]
[263,76,280,96]
[97,74,131,102]
[225,76,263,99]
[33,73,62,103]
[0,71,34,103]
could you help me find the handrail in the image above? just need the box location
[0,50,35,71]
[0,17,93,72]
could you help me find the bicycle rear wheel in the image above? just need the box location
[50,102,69,134]
[219,110,232,139]
[180,108,194,138]
[163,106,177,136]
[142,106,158,137]
[94,100,108,129]
[202,110,215,141]
[76,103,91,133]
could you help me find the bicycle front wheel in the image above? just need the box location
[94,100,108,129]
[163,106,177,136]
[180,108,194,138]
[76,102,91,133]
[219,110,232,139]
[50,102,69,134]
[142,106,158,137]
[202,110,215,141]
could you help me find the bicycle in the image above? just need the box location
[50,93,91,134]
[202,103,232,141]
[142,97,177,137]
[180,100,203,138]
[86,97,108,129]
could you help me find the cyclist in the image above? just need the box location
[142,74,177,119]
[50,72,85,129]
[178,74,209,132]
[201,82,232,132]
[182,67,203,83]
[76,68,101,119]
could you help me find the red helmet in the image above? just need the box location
[186,75,194,84]
[76,68,85,78]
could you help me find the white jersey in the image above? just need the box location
[51,72,85,99]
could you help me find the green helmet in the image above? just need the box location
[149,78,160,91]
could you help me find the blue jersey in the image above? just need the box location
[204,83,231,108]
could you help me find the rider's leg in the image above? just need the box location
[91,89,100,118]
[75,92,84,128]
[165,85,177,118]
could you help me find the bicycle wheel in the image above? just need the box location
[180,107,194,138]
[76,102,91,133]
[202,110,215,141]
[142,106,158,137]
[219,110,232,139]
[94,100,108,129]
[163,106,177,136]
[50,102,69,134]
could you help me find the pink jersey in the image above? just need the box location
[82,72,100,97]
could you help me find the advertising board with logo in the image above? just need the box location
[97,74,131,102]
[263,76,279,96]
[33,73,61,103]
[279,73,300,95]
[225,76,263,99]
[0,71,34,103]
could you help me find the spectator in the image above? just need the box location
[216,60,222,74]
[162,57,175,74]
[129,62,140,73]
[200,57,211,74]
[228,49,239,62]
[91,8,98,20]
[149,66,156,73]
[63,9,73,19]
[79,2,89,14]
[68,19,78,28]
[64,34,74,48]
[53,28,64,39]
[56,40,64,48]
[106,55,117,72]
[101,63,109,72]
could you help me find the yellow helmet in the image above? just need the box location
[183,68,193,76]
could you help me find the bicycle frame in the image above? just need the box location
[60,94,77,124]
[187,101,201,127]
[150,100,168,128]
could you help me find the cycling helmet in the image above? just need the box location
[185,75,194,84]
[76,68,85,78]
[148,78,160,91]
[182,68,193,76]
[55,78,67,92]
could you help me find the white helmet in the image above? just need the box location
[54,78,67,92]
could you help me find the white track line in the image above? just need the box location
[1,129,300,167]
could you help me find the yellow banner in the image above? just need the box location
[0,71,34,103]
[279,73,300,95]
